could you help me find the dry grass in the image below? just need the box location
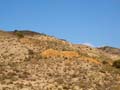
[40,49,79,59]
[80,56,101,64]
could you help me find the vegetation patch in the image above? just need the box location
[113,59,120,68]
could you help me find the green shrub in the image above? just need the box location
[113,59,120,68]
[16,32,24,38]
[102,60,109,65]
[14,30,24,38]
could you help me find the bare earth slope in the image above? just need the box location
[0,30,120,90]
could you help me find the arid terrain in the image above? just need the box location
[0,30,120,90]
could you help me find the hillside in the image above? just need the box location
[0,30,120,90]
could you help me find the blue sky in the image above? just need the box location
[0,0,120,47]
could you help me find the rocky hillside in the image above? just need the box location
[0,30,120,90]
[98,46,120,55]
[98,46,120,60]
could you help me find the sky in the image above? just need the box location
[0,0,120,48]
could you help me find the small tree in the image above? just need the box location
[14,29,18,33]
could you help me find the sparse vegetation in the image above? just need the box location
[0,30,120,90]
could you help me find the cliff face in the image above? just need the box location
[0,30,120,90]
